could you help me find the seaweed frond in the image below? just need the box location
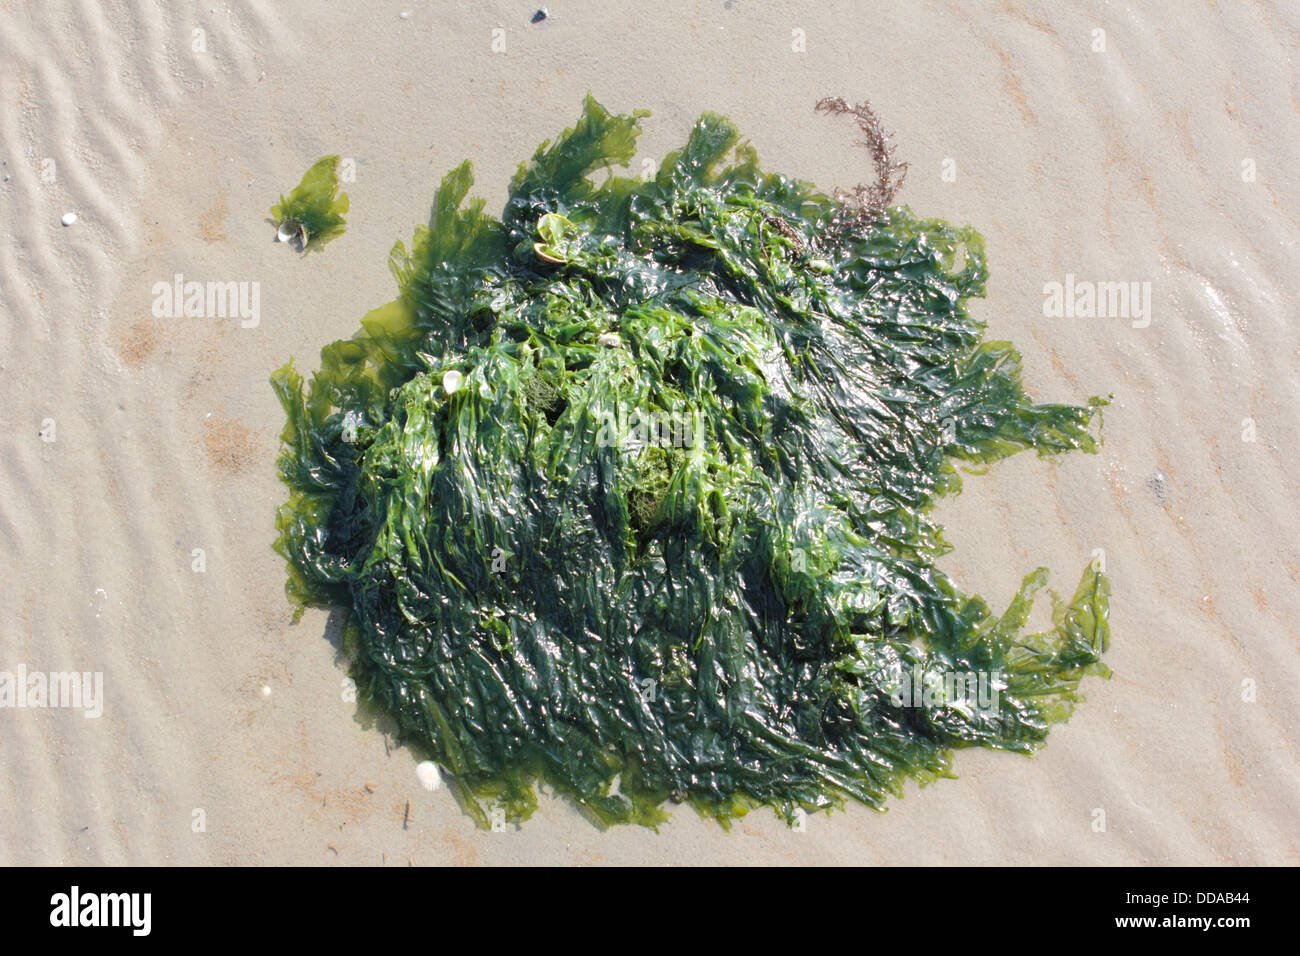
[815,96,909,237]
[270,155,350,252]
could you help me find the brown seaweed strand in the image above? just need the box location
[815,96,909,237]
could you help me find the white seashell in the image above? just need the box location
[442,369,463,395]
[533,243,566,264]
[276,218,308,250]
[597,332,621,348]
[61,212,77,226]
[416,761,441,791]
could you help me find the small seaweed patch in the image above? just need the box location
[270,155,349,252]
[272,96,1110,830]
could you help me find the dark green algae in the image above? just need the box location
[271,96,1111,830]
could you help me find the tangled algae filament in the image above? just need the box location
[272,95,1110,829]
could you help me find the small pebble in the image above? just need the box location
[531,8,548,23]
[61,212,77,226]
[399,11,410,18]
[597,332,621,348]
[442,369,463,395]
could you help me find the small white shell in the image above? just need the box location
[597,332,621,348]
[442,369,464,395]
[276,218,308,250]
[533,242,566,264]
[416,761,441,791]
[61,212,77,226]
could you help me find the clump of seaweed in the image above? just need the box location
[272,95,1110,830]
[270,155,349,252]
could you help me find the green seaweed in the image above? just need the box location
[271,95,1111,830]
[270,155,349,250]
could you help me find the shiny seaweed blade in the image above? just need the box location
[272,95,1110,829]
